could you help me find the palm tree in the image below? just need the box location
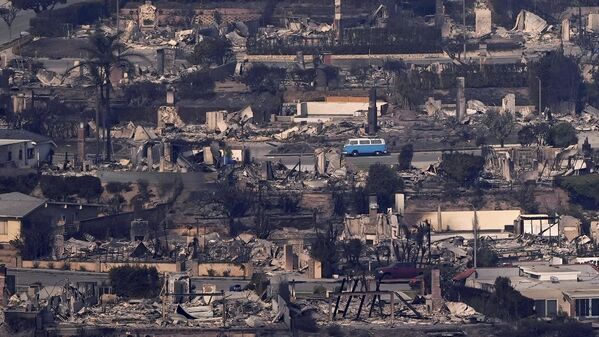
[68,30,145,161]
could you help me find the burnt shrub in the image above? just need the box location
[109,265,160,298]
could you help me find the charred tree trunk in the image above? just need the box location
[104,75,112,161]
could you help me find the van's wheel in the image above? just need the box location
[352,150,359,156]
[375,151,382,156]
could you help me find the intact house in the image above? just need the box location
[456,264,599,319]
[0,129,56,168]
[0,192,102,265]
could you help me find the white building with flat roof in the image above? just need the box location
[461,264,599,318]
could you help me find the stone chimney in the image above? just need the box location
[427,269,444,312]
[166,86,176,105]
[562,18,570,42]
[367,87,377,135]
[395,193,405,215]
[163,141,172,162]
[475,6,492,37]
[456,77,466,122]
[334,0,343,42]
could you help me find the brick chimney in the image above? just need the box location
[368,195,378,224]
[77,121,85,165]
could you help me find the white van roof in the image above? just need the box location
[347,138,385,143]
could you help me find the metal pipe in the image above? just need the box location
[473,208,477,269]
[466,202,478,271]
[537,77,542,114]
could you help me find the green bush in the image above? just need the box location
[109,265,160,298]
[557,175,599,209]
[75,175,103,201]
[476,246,499,268]
[0,174,39,194]
[366,163,404,210]
[40,175,103,201]
[546,123,578,148]
[440,153,485,187]
[11,219,54,260]
[40,175,67,200]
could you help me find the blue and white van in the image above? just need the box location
[342,138,388,156]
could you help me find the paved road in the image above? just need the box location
[265,149,482,171]
[40,49,155,74]
[579,130,599,148]
[8,268,249,290]
[191,277,249,292]
[8,268,110,289]
[347,149,482,170]
[96,170,217,189]
[0,0,94,45]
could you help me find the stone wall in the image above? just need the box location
[21,260,180,273]
[193,262,252,278]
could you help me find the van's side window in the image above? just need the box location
[359,140,370,145]
[371,139,382,144]
[349,140,358,145]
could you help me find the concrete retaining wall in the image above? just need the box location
[193,262,252,278]
[22,260,181,273]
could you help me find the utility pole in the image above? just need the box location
[579,5,583,43]
[473,208,478,270]
[116,0,120,34]
[537,76,542,115]
[463,0,466,59]
[427,220,432,265]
